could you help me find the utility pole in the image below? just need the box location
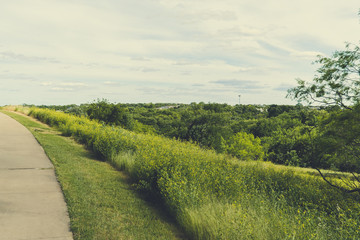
[238,95,241,105]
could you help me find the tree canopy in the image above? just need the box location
[287,43,360,109]
[288,43,360,193]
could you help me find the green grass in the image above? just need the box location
[5,107,360,239]
[1,111,186,240]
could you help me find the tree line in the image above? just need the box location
[32,42,360,193]
[33,101,332,168]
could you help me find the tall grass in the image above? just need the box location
[28,107,360,239]
[2,110,184,239]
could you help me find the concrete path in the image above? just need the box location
[0,112,73,240]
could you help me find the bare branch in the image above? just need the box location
[316,168,360,194]
[351,172,360,184]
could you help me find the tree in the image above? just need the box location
[287,43,360,109]
[315,106,360,171]
[86,99,112,123]
[86,100,135,130]
[186,111,232,152]
[226,132,264,160]
[288,43,360,194]
[267,104,296,118]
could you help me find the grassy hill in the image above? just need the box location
[3,106,360,239]
[1,110,185,239]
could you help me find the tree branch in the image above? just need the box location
[316,168,360,193]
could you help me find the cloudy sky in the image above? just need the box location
[0,0,359,105]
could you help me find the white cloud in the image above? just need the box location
[0,0,359,105]
[104,81,116,85]
[290,51,324,60]
[59,82,88,87]
[51,87,74,92]
[40,81,88,92]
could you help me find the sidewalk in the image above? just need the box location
[0,112,73,240]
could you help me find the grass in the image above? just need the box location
[1,110,186,240]
[4,107,360,239]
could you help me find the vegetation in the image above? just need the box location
[1,110,184,240]
[34,43,359,184]
[288,43,360,109]
[10,106,359,239]
[6,40,360,239]
[33,101,320,166]
[288,42,360,193]
[31,84,360,191]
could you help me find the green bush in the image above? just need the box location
[226,132,264,160]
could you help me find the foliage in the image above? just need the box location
[288,43,360,109]
[267,104,300,118]
[23,107,360,239]
[32,99,360,173]
[33,101,338,168]
[313,107,360,171]
[288,42,360,193]
[226,132,264,160]
[185,111,232,152]
[86,99,135,130]
[3,111,183,239]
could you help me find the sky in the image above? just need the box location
[0,0,359,105]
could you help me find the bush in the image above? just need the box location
[226,132,264,160]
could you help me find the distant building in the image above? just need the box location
[157,105,179,110]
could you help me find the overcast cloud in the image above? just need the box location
[0,0,359,105]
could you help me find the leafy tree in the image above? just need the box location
[203,103,231,113]
[226,132,264,160]
[267,104,296,118]
[288,43,360,193]
[288,43,360,109]
[250,111,303,138]
[86,99,113,122]
[186,111,232,152]
[315,106,360,171]
[232,104,264,119]
[86,100,135,130]
[265,126,315,167]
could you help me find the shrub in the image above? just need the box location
[226,132,264,160]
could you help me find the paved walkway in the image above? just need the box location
[0,112,73,240]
